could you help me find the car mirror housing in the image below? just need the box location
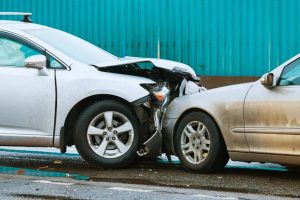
[260,72,277,88]
[25,55,46,70]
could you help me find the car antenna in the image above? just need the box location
[0,12,33,23]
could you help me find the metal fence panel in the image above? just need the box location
[0,0,299,76]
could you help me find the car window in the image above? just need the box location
[278,58,300,86]
[25,28,117,65]
[0,37,41,67]
[49,56,64,69]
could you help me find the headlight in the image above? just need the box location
[152,86,169,102]
[140,83,170,103]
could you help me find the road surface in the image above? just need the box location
[0,147,299,199]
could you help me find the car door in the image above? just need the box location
[244,58,300,155]
[0,33,56,146]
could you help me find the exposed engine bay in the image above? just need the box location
[96,58,206,158]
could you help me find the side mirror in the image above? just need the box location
[25,55,46,70]
[260,73,277,88]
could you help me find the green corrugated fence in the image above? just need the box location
[0,0,299,76]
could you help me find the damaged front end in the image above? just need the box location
[95,57,206,157]
[136,83,170,157]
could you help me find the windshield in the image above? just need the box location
[25,28,117,64]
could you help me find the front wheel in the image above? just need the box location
[174,111,229,173]
[74,100,140,168]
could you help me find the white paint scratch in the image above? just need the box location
[193,194,238,200]
[33,180,74,186]
[108,187,153,193]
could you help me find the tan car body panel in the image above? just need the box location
[164,82,253,154]
[244,82,300,156]
[163,54,300,165]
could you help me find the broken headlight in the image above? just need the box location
[141,83,170,107]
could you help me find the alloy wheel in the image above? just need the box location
[87,111,134,159]
[181,121,211,164]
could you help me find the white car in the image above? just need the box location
[0,13,203,168]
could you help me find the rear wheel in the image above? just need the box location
[174,111,228,173]
[74,100,140,168]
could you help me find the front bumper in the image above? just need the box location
[162,117,178,155]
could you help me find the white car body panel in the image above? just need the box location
[1,20,197,149]
[54,62,154,145]
[0,67,56,146]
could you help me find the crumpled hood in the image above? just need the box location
[95,56,198,80]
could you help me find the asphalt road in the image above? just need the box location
[0,175,296,200]
[0,147,300,199]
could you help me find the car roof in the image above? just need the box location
[0,20,49,31]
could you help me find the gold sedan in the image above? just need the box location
[163,54,300,172]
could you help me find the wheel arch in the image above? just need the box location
[173,108,228,150]
[61,94,140,149]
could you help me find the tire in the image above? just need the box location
[74,100,140,168]
[174,111,229,173]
